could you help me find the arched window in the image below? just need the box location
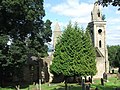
[99,40,101,48]
[98,10,100,17]
[98,12,100,17]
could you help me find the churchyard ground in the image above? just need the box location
[1,74,120,90]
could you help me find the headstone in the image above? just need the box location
[86,84,90,90]
[15,85,20,90]
[103,72,107,82]
[82,79,85,90]
[77,77,81,85]
[95,87,98,90]
[112,69,114,74]
[101,78,104,86]
[36,83,38,90]
[80,77,83,85]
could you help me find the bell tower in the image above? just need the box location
[88,2,109,78]
[90,2,106,56]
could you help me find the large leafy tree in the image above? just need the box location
[115,48,120,68]
[0,0,52,86]
[50,23,96,90]
[107,45,120,67]
[98,0,120,10]
[108,45,120,73]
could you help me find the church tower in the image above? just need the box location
[88,2,109,78]
[53,22,62,49]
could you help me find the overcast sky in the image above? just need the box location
[43,0,120,46]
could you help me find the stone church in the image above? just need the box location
[53,2,109,78]
[21,2,110,83]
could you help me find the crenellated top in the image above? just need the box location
[91,1,103,21]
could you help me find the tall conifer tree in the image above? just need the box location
[50,23,96,90]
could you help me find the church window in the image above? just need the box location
[98,10,100,17]
[99,40,101,48]
[98,29,102,34]
[98,12,100,17]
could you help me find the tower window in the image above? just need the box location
[98,12,100,17]
[98,10,100,17]
[98,29,102,34]
[99,40,101,48]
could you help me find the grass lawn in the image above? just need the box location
[91,75,120,90]
[41,83,81,90]
[1,75,120,90]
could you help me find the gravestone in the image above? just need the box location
[103,72,107,82]
[101,78,104,86]
[86,85,90,90]
[82,79,85,90]
[15,85,20,90]
[112,69,114,74]
[95,87,99,90]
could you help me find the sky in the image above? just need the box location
[43,0,120,46]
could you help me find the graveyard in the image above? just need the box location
[0,0,120,90]
[0,73,120,90]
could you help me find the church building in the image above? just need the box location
[88,2,109,78]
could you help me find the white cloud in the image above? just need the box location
[51,0,93,18]
[50,0,94,28]
[44,3,51,8]
[71,16,90,24]
[107,18,120,25]
[116,10,120,14]
[106,16,120,45]
[44,0,120,45]
[106,25,120,45]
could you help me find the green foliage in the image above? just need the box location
[102,14,106,20]
[1,76,120,90]
[107,45,120,67]
[50,23,96,77]
[98,0,120,10]
[0,0,52,85]
[115,48,120,67]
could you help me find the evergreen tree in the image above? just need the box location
[50,23,96,90]
[83,29,97,76]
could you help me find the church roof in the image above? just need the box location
[95,47,104,57]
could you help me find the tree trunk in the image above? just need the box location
[64,77,68,90]
[90,76,93,83]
